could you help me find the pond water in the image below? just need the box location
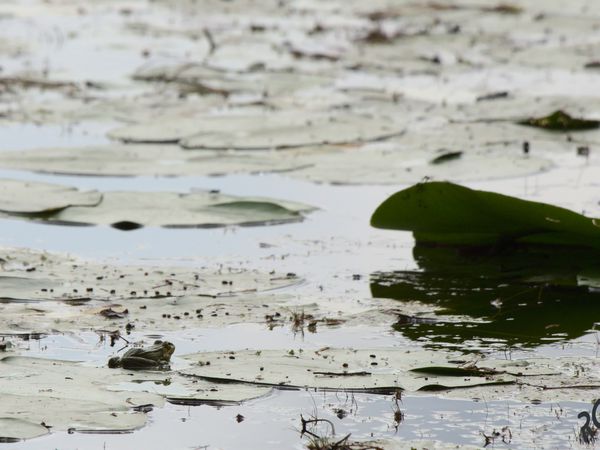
[2,1,600,449]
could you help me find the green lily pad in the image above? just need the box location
[133,62,330,98]
[518,110,600,131]
[370,181,600,248]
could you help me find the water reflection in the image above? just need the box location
[371,245,600,350]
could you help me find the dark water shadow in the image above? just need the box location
[371,245,600,350]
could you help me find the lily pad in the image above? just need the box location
[0,179,101,214]
[518,110,600,131]
[0,356,162,437]
[0,419,49,441]
[108,111,400,149]
[288,142,551,184]
[0,144,307,177]
[0,356,270,439]
[0,246,300,303]
[0,137,551,183]
[0,179,314,229]
[181,347,515,393]
[133,62,331,98]
[51,191,313,229]
[371,181,600,248]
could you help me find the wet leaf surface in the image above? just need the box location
[371,181,600,248]
[0,179,101,214]
[0,144,308,177]
[181,347,514,393]
[109,111,401,149]
[0,179,314,229]
[0,355,271,439]
[0,246,300,303]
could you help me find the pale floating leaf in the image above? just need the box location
[0,144,307,177]
[0,246,300,303]
[0,180,314,229]
[50,191,314,229]
[111,374,271,406]
[443,355,600,403]
[0,419,49,441]
[288,142,551,184]
[109,111,400,149]
[0,179,101,214]
[0,356,162,437]
[360,439,481,450]
[133,62,331,97]
[0,356,270,439]
[205,38,296,72]
[181,348,514,393]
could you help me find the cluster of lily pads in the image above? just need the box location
[1,0,600,448]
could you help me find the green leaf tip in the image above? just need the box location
[518,110,600,131]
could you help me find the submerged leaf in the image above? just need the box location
[518,110,600,131]
[371,181,600,248]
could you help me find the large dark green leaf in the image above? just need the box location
[371,181,600,248]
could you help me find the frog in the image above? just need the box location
[108,340,175,370]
